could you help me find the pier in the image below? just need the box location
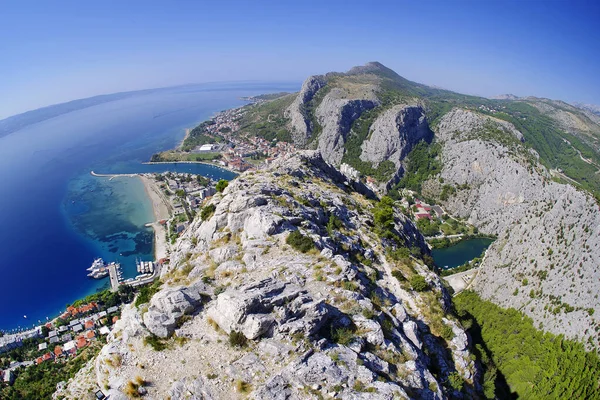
[108,263,121,292]
[90,171,139,180]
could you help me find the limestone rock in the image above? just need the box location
[143,285,204,338]
[360,104,432,169]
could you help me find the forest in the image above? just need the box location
[454,291,600,399]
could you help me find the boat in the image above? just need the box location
[87,258,105,271]
[87,258,109,279]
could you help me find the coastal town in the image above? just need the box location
[0,298,124,387]
[151,101,299,173]
[0,169,225,392]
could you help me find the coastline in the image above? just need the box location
[138,175,171,261]
[142,160,237,174]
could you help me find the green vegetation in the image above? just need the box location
[409,275,429,292]
[150,150,222,163]
[215,179,229,193]
[200,203,216,221]
[331,326,355,345]
[228,330,247,348]
[439,256,483,277]
[286,230,315,253]
[249,92,291,101]
[454,291,600,399]
[181,120,223,151]
[71,285,134,309]
[143,334,169,351]
[494,102,600,199]
[342,108,398,182]
[135,280,163,308]
[0,344,101,400]
[372,196,397,241]
[392,141,441,193]
[236,94,296,142]
[326,214,344,237]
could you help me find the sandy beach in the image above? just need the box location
[141,160,238,174]
[139,175,171,261]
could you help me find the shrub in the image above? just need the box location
[391,269,406,282]
[216,179,229,192]
[124,380,141,398]
[286,230,315,253]
[447,372,464,392]
[200,204,216,221]
[135,281,162,308]
[331,326,354,345]
[440,324,454,340]
[410,275,429,292]
[235,380,251,393]
[228,330,247,348]
[143,334,168,351]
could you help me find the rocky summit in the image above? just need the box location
[58,152,478,399]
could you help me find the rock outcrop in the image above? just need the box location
[315,89,378,165]
[360,104,432,169]
[285,75,327,146]
[68,152,480,399]
[426,108,600,348]
[143,285,206,338]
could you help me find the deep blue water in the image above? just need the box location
[0,82,297,331]
[431,238,494,270]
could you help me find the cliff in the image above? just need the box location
[423,108,600,347]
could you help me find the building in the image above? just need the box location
[38,342,48,351]
[107,306,119,314]
[99,326,111,336]
[63,340,77,352]
[72,324,83,333]
[76,337,87,350]
[415,212,432,220]
[4,369,15,384]
[432,205,445,218]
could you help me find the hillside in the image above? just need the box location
[49,62,600,399]
[174,63,600,349]
[58,152,482,399]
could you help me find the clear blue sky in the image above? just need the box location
[1,0,599,119]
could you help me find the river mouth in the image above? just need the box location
[431,237,494,272]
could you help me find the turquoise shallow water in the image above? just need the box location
[431,238,494,270]
[0,82,297,331]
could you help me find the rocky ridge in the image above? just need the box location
[60,152,480,399]
[360,104,432,169]
[424,108,600,347]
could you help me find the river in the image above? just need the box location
[431,238,494,270]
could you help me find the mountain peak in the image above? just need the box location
[346,61,401,80]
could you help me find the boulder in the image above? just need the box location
[143,286,203,338]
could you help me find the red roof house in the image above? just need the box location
[415,212,432,220]
[76,337,88,349]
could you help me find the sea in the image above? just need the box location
[0,82,298,331]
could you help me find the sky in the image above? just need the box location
[0,0,599,119]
